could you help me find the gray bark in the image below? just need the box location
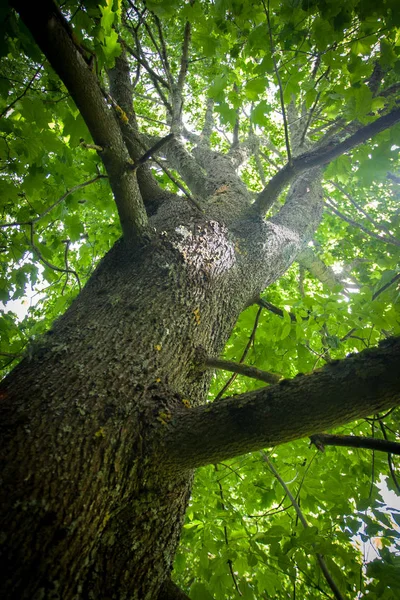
[3,2,400,599]
[0,181,321,598]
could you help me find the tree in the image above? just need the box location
[1,0,400,598]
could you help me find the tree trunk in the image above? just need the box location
[3,4,400,598]
[0,192,296,599]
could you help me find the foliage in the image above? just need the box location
[1,0,400,598]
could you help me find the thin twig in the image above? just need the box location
[262,0,291,163]
[28,223,81,291]
[372,272,400,300]
[329,180,397,240]
[127,133,174,170]
[153,14,174,89]
[214,306,263,401]
[378,421,400,493]
[299,90,321,147]
[150,156,203,212]
[204,355,281,385]
[0,175,106,229]
[310,433,400,456]
[0,66,42,119]
[214,465,242,596]
[325,199,400,248]
[263,454,345,600]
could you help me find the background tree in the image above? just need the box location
[1,0,400,599]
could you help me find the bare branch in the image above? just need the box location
[299,91,321,147]
[13,0,149,244]
[196,350,281,385]
[310,433,400,456]
[201,98,215,142]
[161,338,400,471]
[0,66,42,119]
[177,22,191,96]
[296,247,342,290]
[254,106,400,215]
[263,455,345,600]
[145,134,208,198]
[325,198,400,248]
[256,298,297,322]
[128,134,174,170]
[262,0,291,163]
[329,180,397,239]
[214,306,263,401]
[378,421,400,494]
[0,175,106,229]
[28,223,81,291]
[153,14,174,90]
[372,272,400,300]
[124,41,172,112]
[148,156,203,212]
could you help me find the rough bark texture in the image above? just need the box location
[2,3,400,599]
[162,338,400,470]
[0,187,315,599]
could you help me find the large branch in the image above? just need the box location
[158,578,192,600]
[296,247,342,290]
[161,338,400,471]
[254,106,400,215]
[13,0,148,244]
[108,51,176,215]
[145,134,208,198]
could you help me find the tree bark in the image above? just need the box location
[162,338,400,470]
[2,3,400,599]
[0,188,311,598]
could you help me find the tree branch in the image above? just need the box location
[329,180,395,239]
[310,433,400,456]
[144,134,208,198]
[296,247,342,290]
[325,198,400,248]
[13,0,148,244]
[199,353,281,385]
[0,175,106,228]
[214,306,263,401]
[378,421,400,494]
[372,272,400,300]
[161,338,400,471]
[107,50,176,215]
[254,106,400,215]
[263,455,345,600]
[262,0,291,163]
[177,21,191,97]
[124,41,172,112]
[153,14,174,90]
[28,223,81,291]
[128,134,175,170]
[201,98,215,142]
[0,66,42,119]
[256,298,297,322]
[158,578,193,600]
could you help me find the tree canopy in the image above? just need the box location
[1,0,400,599]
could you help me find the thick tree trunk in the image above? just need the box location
[3,3,400,599]
[0,193,296,599]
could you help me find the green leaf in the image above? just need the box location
[251,100,272,126]
[244,78,268,101]
[189,582,214,600]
